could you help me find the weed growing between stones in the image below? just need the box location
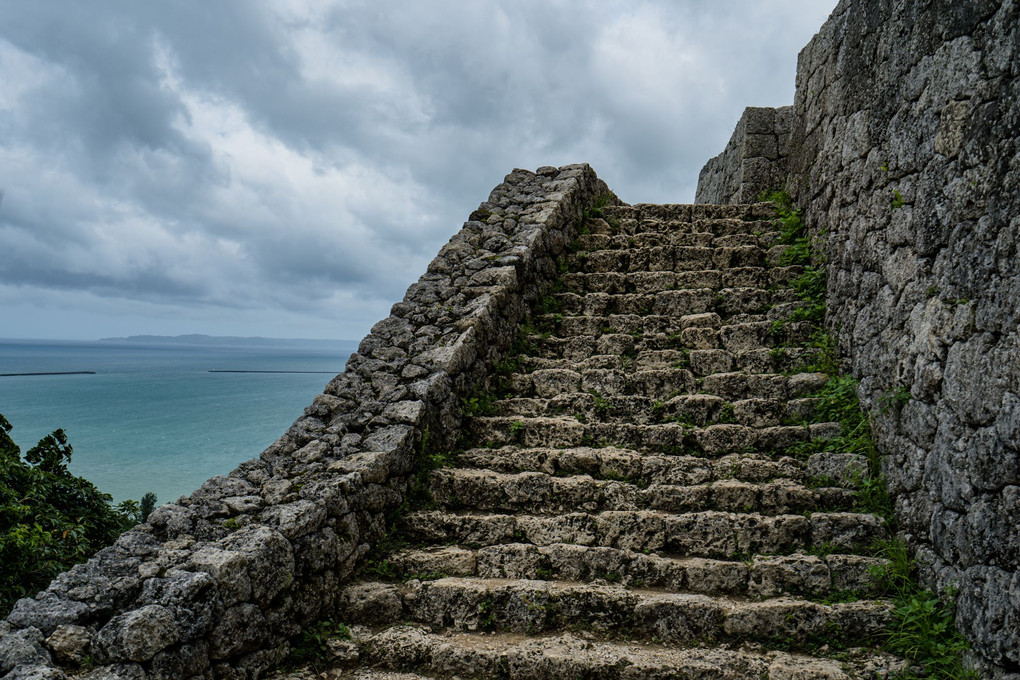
[283,619,351,668]
[871,539,978,680]
[583,191,619,222]
[764,191,976,680]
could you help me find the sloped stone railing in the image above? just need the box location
[0,164,611,680]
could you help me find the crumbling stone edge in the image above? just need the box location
[0,164,612,680]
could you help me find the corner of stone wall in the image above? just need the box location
[695,105,792,205]
[0,164,612,680]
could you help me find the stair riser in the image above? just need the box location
[391,546,887,600]
[352,627,907,680]
[559,266,802,295]
[393,546,889,599]
[491,395,817,429]
[427,471,855,515]
[506,369,824,401]
[470,418,836,455]
[399,511,887,559]
[566,247,766,274]
[527,322,817,358]
[518,347,821,376]
[342,581,891,648]
[456,449,806,485]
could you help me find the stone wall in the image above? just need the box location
[695,106,792,205]
[697,1,1020,676]
[0,164,612,680]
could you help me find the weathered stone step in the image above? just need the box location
[340,578,892,646]
[399,510,887,558]
[564,246,766,274]
[602,202,776,222]
[274,670,433,680]
[346,627,907,680]
[558,266,802,294]
[469,414,839,453]
[528,321,817,358]
[388,544,888,599]
[536,289,776,326]
[502,369,826,402]
[470,415,838,454]
[517,346,819,375]
[550,290,781,319]
[454,447,865,491]
[456,447,805,485]
[490,394,815,428]
[427,468,856,515]
[574,232,780,253]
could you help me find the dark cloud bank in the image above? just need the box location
[0,0,837,340]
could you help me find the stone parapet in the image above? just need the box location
[0,164,611,680]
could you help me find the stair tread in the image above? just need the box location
[400,508,888,558]
[339,578,894,646]
[387,543,889,598]
[348,626,908,680]
[426,467,856,514]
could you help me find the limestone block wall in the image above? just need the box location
[697,1,1020,675]
[0,164,611,680]
[695,106,792,204]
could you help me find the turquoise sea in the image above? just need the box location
[0,339,357,505]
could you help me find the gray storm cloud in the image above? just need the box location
[0,0,838,340]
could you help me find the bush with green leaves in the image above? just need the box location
[0,413,152,616]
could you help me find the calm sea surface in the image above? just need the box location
[0,339,357,505]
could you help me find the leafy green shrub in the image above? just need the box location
[0,413,144,616]
[872,539,977,679]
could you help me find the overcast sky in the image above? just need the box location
[0,0,838,342]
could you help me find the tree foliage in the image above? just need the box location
[0,413,152,616]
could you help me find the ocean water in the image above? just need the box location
[0,339,357,505]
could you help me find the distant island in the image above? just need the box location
[99,334,355,350]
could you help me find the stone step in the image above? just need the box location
[469,415,840,453]
[527,321,817,358]
[470,416,839,454]
[490,395,816,427]
[340,578,892,647]
[507,368,826,401]
[347,626,907,680]
[564,246,766,274]
[455,447,806,485]
[272,670,433,680]
[557,266,802,294]
[454,447,865,490]
[388,544,888,599]
[426,468,856,515]
[517,346,819,375]
[603,202,777,221]
[538,287,775,322]
[574,232,781,253]
[398,510,888,558]
[550,287,779,320]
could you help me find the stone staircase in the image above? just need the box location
[276,203,907,679]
